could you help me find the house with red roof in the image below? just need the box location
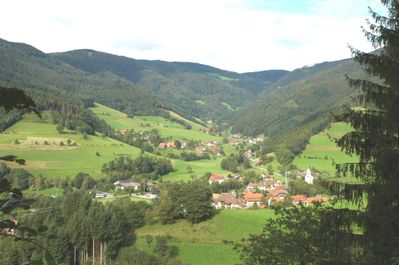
[243,192,264,208]
[267,188,289,206]
[212,193,244,209]
[113,179,141,191]
[306,195,329,205]
[208,173,225,185]
[158,142,176,149]
[291,195,308,206]
[291,194,329,206]
[268,188,288,198]
[114,129,129,135]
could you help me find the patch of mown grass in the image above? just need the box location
[163,157,230,182]
[90,103,222,142]
[293,122,358,177]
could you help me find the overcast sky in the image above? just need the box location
[1,0,386,72]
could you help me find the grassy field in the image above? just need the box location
[136,209,275,265]
[164,157,231,182]
[90,103,223,142]
[0,114,142,178]
[293,122,359,179]
[0,113,230,182]
[90,103,237,182]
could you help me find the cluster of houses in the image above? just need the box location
[114,129,129,135]
[157,139,223,155]
[195,141,221,155]
[95,179,158,199]
[158,141,177,149]
[210,170,328,210]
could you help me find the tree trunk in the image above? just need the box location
[93,238,95,265]
[73,245,77,265]
[86,245,89,264]
[100,241,103,265]
[104,242,107,265]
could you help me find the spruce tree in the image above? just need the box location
[337,1,399,263]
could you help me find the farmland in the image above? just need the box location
[0,114,142,178]
[0,108,232,181]
[293,122,358,179]
[90,103,223,142]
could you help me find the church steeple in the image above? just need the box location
[304,168,314,185]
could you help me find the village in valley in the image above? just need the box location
[209,167,328,210]
[100,124,331,211]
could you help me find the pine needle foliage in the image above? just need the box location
[336,1,399,263]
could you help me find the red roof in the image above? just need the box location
[291,195,307,202]
[209,173,225,182]
[212,193,240,205]
[307,195,329,204]
[272,197,284,202]
[268,188,288,197]
[158,142,176,148]
[243,192,264,202]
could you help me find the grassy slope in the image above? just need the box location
[0,114,142,178]
[137,209,275,265]
[90,103,234,181]
[166,157,230,182]
[293,122,359,179]
[90,103,222,142]
[168,111,204,130]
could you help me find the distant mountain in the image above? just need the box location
[51,50,287,120]
[241,70,289,83]
[0,37,370,145]
[0,38,160,116]
[228,58,367,137]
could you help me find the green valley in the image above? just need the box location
[1,2,395,262]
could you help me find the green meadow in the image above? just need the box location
[136,209,275,265]
[293,122,359,179]
[0,114,142,178]
[90,103,222,142]
[0,112,230,182]
[90,103,238,181]
[164,157,231,182]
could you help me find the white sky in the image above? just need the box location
[0,0,386,72]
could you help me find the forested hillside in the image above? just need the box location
[228,58,367,137]
[52,50,287,120]
[0,37,372,154]
[0,38,161,117]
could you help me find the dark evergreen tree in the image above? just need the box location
[236,206,362,265]
[335,1,399,263]
[237,2,399,264]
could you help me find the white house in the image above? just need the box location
[113,179,141,191]
[304,168,314,185]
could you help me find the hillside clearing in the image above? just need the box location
[90,103,223,142]
[293,122,359,178]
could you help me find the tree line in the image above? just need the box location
[101,155,174,182]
